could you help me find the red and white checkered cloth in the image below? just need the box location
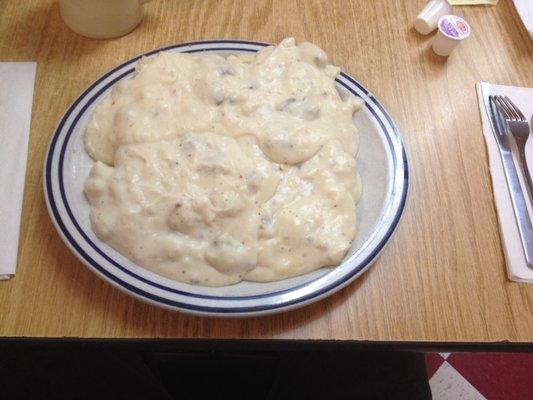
[425,352,533,399]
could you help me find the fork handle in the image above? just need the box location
[499,150,533,269]
[516,145,533,207]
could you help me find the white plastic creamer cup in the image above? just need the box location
[59,0,152,39]
[432,15,471,56]
[414,0,453,35]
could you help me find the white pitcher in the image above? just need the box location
[59,0,152,39]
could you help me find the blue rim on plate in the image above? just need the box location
[43,40,409,316]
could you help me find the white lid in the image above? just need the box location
[414,0,453,35]
[438,15,471,40]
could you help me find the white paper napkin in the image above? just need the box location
[513,0,533,40]
[476,82,533,282]
[0,62,37,280]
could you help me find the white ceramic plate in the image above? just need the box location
[44,40,409,317]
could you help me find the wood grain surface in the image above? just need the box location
[0,0,532,342]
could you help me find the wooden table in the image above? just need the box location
[0,0,531,343]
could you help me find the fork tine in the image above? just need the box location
[500,96,519,120]
[493,96,505,119]
[494,96,512,120]
[503,96,526,121]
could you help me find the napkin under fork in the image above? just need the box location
[477,82,533,282]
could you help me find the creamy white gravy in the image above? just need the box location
[84,38,363,286]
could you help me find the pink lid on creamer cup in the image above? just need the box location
[432,15,471,56]
[439,15,471,40]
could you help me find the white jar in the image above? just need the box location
[59,0,152,39]
[432,15,471,57]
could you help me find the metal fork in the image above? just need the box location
[489,95,533,269]
[492,95,533,206]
